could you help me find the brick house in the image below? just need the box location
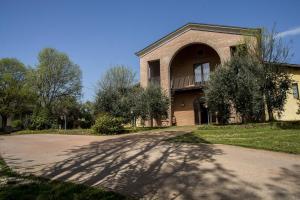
[136,23,300,126]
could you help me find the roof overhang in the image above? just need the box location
[135,23,262,57]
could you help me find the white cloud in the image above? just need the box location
[276,27,300,38]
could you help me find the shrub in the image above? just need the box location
[11,120,23,128]
[92,114,124,134]
[29,108,57,130]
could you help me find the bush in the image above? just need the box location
[92,114,124,134]
[11,120,23,128]
[29,108,57,130]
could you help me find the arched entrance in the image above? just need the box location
[193,97,209,125]
[170,43,220,126]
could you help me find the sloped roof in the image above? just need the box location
[135,23,261,57]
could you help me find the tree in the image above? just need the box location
[95,65,136,123]
[34,48,82,110]
[0,58,33,129]
[249,27,292,121]
[79,101,95,128]
[206,66,232,124]
[206,52,265,123]
[30,48,82,129]
[137,84,169,127]
[52,97,81,129]
[95,66,169,127]
[207,27,293,123]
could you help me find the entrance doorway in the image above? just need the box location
[193,97,209,125]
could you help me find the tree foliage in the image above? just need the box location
[207,27,293,123]
[27,48,82,129]
[135,84,169,126]
[0,58,34,129]
[34,48,82,109]
[95,66,169,127]
[206,52,264,123]
[95,66,136,123]
[206,67,232,124]
[250,27,292,120]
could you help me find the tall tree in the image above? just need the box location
[206,52,264,123]
[206,66,232,124]
[207,27,293,123]
[250,28,292,120]
[35,48,82,110]
[0,58,33,129]
[95,65,136,123]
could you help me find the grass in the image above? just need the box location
[12,126,166,136]
[167,122,300,154]
[13,129,94,135]
[0,157,131,200]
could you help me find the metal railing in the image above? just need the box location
[171,75,207,89]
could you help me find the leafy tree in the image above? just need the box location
[0,58,34,129]
[249,28,293,121]
[206,55,265,124]
[137,84,169,127]
[228,53,265,122]
[79,101,95,128]
[206,66,232,124]
[29,48,82,129]
[95,66,169,127]
[207,27,293,123]
[34,48,82,110]
[95,65,136,123]
[52,97,81,129]
[98,65,136,92]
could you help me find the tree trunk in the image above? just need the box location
[150,116,153,127]
[1,115,8,130]
[266,99,274,121]
[268,109,274,121]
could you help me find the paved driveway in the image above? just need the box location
[0,129,300,200]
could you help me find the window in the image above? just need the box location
[148,60,160,85]
[202,63,210,81]
[194,63,210,83]
[292,83,299,99]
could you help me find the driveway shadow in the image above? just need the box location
[37,131,263,199]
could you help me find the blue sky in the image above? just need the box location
[1,0,300,101]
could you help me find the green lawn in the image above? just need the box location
[168,122,300,154]
[11,126,166,136]
[0,157,131,200]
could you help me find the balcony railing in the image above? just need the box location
[171,75,207,90]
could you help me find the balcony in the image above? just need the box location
[171,75,207,91]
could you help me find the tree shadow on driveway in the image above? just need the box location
[37,131,266,199]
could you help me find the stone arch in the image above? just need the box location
[168,42,221,89]
[168,42,222,70]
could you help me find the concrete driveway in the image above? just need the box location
[0,129,299,200]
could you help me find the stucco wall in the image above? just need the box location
[278,68,300,120]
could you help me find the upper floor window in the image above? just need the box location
[194,63,210,83]
[148,60,160,85]
[292,83,299,99]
